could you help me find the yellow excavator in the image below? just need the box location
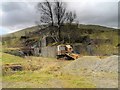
[56,45,79,60]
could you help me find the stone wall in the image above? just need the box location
[41,46,57,58]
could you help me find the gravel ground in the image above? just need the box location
[61,55,118,88]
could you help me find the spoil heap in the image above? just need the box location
[62,55,118,75]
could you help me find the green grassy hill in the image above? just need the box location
[2,24,119,55]
[2,26,39,47]
[2,26,38,38]
[2,24,117,39]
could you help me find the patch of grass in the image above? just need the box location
[94,44,118,55]
[3,71,53,82]
[58,73,96,88]
[2,52,24,64]
[2,52,96,88]
[3,70,54,88]
[90,31,118,45]
[89,31,118,55]
[3,71,96,88]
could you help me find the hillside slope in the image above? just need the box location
[2,24,119,55]
[2,24,117,38]
[2,26,38,38]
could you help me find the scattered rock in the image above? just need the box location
[62,55,118,74]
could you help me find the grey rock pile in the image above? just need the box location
[62,55,118,74]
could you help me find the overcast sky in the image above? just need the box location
[0,0,119,35]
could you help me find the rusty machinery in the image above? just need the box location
[57,45,79,60]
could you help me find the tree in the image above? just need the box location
[54,1,67,41]
[37,0,54,26]
[66,11,77,43]
[37,0,77,42]
[66,11,76,25]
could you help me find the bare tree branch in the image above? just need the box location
[37,0,77,42]
[37,0,54,26]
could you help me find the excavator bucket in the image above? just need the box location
[65,53,79,60]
